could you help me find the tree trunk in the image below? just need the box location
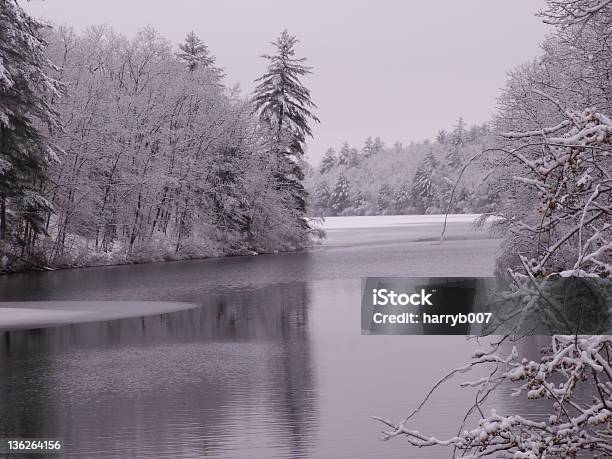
[0,195,6,241]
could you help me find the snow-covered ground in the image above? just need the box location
[315,214,483,230]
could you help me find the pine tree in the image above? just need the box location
[312,180,331,215]
[410,151,438,213]
[329,175,350,215]
[336,143,359,168]
[444,147,462,169]
[376,183,394,214]
[351,189,365,212]
[0,0,61,251]
[177,31,216,72]
[373,137,384,155]
[252,29,319,221]
[394,181,411,213]
[466,125,478,142]
[451,117,466,146]
[337,142,351,166]
[347,146,360,168]
[436,129,448,144]
[319,148,336,174]
[362,136,374,157]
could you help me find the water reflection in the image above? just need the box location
[0,282,317,458]
[0,218,501,458]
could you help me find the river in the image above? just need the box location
[0,215,520,458]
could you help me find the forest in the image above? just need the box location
[0,1,320,272]
[306,119,499,216]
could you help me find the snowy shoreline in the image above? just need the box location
[1,214,486,276]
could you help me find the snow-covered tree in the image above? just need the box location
[0,21,322,272]
[362,136,374,157]
[252,29,319,156]
[538,0,612,27]
[337,141,351,167]
[373,136,385,155]
[334,141,360,168]
[376,183,394,214]
[312,180,331,215]
[0,0,62,258]
[177,31,216,72]
[306,127,492,217]
[319,147,336,174]
[350,189,366,215]
[329,175,350,215]
[444,147,462,169]
[436,129,448,144]
[252,29,320,218]
[451,116,467,146]
[410,151,438,213]
[393,181,411,213]
[348,146,360,168]
[376,1,612,456]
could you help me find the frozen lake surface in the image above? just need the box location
[0,215,508,458]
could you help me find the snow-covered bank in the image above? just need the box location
[1,214,492,274]
[0,242,304,275]
[0,301,197,331]
[316,214,483,230]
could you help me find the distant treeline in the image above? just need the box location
[306,119,500,216]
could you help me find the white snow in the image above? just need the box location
[0,301,197,330]
[315,214,483,230]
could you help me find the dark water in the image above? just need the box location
[0,217,518,458]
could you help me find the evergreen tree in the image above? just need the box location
[466,125,479,142]
[444,147,462,169]
[0,0,61,251]
[376,183,394,214]
[337,141,351,166]
[351,189,365,214]
[319,148,336,174]
[436,129,448,144]
[394,181,411,213]
[177,31,216,72]
[373,136,384,155]
[451,117,466,146]
[347,146,360,168]
[297,156,313,177]
[410,151,438,213]
[312,180,331,215]
[362,136,374,157]
[329,175,350,215]
[252,29,319,221]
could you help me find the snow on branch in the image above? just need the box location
[539,0,612,27]
[376,336,612,457]
[381,74,611,459]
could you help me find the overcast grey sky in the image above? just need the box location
[24,0,548,163]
